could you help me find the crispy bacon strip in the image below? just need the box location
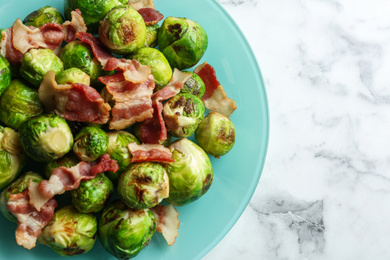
[39,70,111,124]
[7,190,57,250]
[151,205,180,246]
[141,69,192,144]
[138,8,163,25]
[0,28,23,65]
[194,62,237,117]
[76,32,114,67]
[29,154,118,211]
[62,9,87,43]
[128,142,174,163]
[128,0,156,10]
[99,72,155,130]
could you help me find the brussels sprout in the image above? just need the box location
[105,131,139,183]
[65,0,125,34]
[0,29,6,42]
[44,152,79,179]
[73,126,108,161]
[99,200,156,259]
[23,6,64,27]
[0,54,11,97]
[55,68,91,86]
[0,79,43,129]
[132,122,172,147]
[39,205,98,256]
[158,17,208,70]
[145,24,159,47]
[19,114,74,162]
[118,162,169,209]
[130,47,172,88]
[163,93,205,138]
[71,173,113,213]
[0,127,26,191]
[0,171,42,222]
[166,138,213,206]
[195,112,236,157]
[59,41,111,85]
[181,72,205,98]
[99,5,147,55]
[20,48,63,88]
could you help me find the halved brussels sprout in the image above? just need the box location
[195,112,236,157]
[166,138,213,206]
[0,79,43,129]
[71,173,113,213]
[105,131,139,183]
[118,162,169,209]
[55,68,91,86]
[158,17,208,70]
[0,171,42,222]
[20,48,64,88]
[0,54,11,97]
[39,205,98,256]
[18,114,74,162]
[99,200,156,259]
[65,0,125,34]
[163,93,205,138]
[0,126,26,190]
[181,72,205,99]
[23,6,64,27]
[44,152,79,179]
[99,5,147,55]
[145,24,159,48]
[130,47,172,88]
[73,126,108,161]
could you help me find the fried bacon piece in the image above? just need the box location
[128,142,174,163]
[151,205,180,246]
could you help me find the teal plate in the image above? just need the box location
[0,0,269,259]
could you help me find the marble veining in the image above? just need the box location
[205,0,390,259]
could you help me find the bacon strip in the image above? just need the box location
[0,28,23,65]
[128,142,174,163]
[39,70,111,124]
[62,9,87,43]
[151,205,180,246]
[29,154,118,211]
[138,8,163,25]
[194,62,237,117]
[99,72,155,130]
[128,0,156,10]
[7,190,57,250]
[141,69,192,144]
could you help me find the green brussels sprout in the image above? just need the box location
[163,93,205,138]
[118,162,169,209]
[0,171,42,222]
[73,126,108,161]
[39,205,98,256]
[0,54,11,97]
[132,122,172,147]
[44,152,79,179]
[105,131,139,183]
[55,68,91,86]
[99,200,156,259]
[20,48,64,88]
[158,17,208,70]
[59,41,111,85]
[130,47,172,88]
[65,0,125,34]
[0,79,43,129]
[71,173,113,213]
[19,114,74,162]
[99,5,147,55]
[166,138,213,206]
[23,6,64,27]
[195,112,236,157]
[181,72,205,98]
[145,24,159,48]
[0,127,26,191]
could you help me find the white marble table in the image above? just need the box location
[205,0,390,259]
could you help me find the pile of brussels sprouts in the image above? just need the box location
[0,0,237,259]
